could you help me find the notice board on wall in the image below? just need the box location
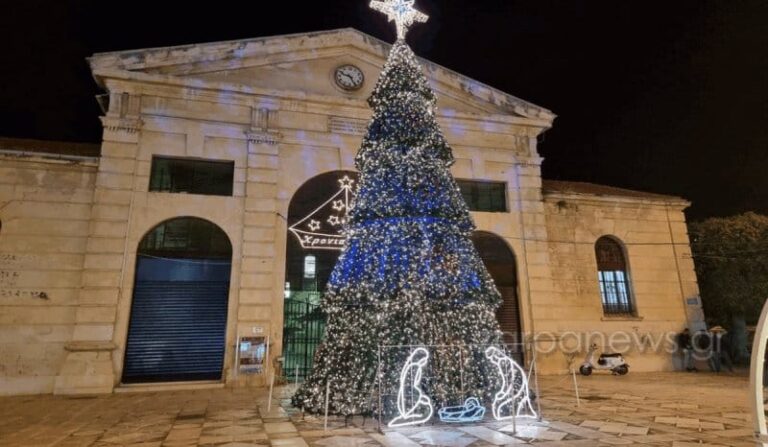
[238,336,268,375]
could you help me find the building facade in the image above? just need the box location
[0,29,704,396]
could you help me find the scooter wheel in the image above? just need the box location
[579,365,593,376]
[615,365,629,376]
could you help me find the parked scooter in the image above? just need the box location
[579,343,629,376]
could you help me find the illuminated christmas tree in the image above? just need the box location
[293,1,506,417]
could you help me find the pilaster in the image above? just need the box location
[54,93,141,394]
[512,158,554,341]
[236,107,281,387]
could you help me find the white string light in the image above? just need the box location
[485,347,537,420]
[388,347,434,427]
[288,175,355,250]
[370,0,429,40]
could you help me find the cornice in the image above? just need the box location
[100,115,142,134]
[246,131,281,146]
[95,69,554,132]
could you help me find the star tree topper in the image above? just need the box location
[370,0,429,40]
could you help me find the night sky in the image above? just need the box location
[2,0,766,219]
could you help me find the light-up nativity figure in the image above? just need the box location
[389,348,433,427]
[293,0,527,420]
[485,347,537,420]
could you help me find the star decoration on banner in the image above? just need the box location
[288,174,357,251]
[370,0,429,40]
[338,175,355,189]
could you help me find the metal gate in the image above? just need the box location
[282,294,326,381]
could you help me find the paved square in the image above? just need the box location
[0,372,759,446]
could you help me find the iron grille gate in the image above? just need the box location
[282,295,326,382]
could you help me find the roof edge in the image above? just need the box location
[542,179,690,206]
[0,137,100,158]
[88,27,555,122]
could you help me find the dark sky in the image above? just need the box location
[2,0,766,220]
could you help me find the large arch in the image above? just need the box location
[283,170,358,380]
[471,231,523,349]
[122,217,233,384]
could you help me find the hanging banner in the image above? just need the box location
[289,175,355,251]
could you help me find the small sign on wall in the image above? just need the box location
[238,336,268,375]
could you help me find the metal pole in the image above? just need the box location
[459,345,464,396]
[267,370,275,413]
[511,396,517,435]
[571,368,581,407]
[377,345,383,432]
[294,362,300,392]
[324,381,331,432]
[529,343,543,421]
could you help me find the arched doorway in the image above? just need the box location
[283,171,358,381]
[123,217,232,383]
[471,231,523,350]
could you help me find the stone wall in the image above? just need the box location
[0,152,97,395]
[536,192,701,374]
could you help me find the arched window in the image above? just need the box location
[595,236,635,316]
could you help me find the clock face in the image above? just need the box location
[334,65,365,91]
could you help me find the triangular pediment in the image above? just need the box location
[89,28,555,122]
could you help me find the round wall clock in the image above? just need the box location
[334,65,365,91]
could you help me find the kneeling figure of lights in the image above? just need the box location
[485,347,537,420]
[389,348,433,428]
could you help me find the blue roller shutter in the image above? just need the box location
[122,256,230,383]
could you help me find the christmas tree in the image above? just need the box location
[293,1,507,418]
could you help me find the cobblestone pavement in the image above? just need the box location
[0,372,761,447]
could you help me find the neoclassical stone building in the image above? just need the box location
[0,29,704,396]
